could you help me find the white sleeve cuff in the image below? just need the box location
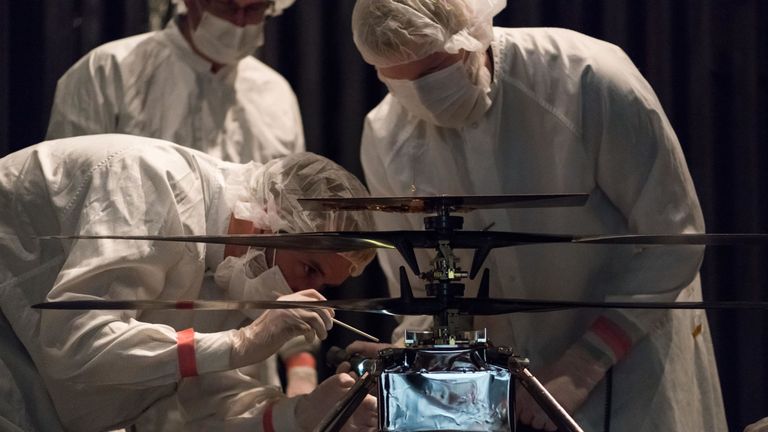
[194,330,236,375]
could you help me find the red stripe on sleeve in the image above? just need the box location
[176,328,198,377]
[285,352,316,370]
[590,316,632,361]
[263,403,275,432]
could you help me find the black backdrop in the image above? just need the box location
[1,1,767,430]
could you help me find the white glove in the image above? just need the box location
[229,289,333,369]
[515,344,610,431]
[295,373,378,432]
[335,341,396,379]
[745,417,768,432]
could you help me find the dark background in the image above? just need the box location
[1,0,766,430]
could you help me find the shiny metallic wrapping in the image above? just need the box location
[378,347,511,431]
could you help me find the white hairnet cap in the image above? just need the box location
[172,0,296,17]
[226,152,376,276]
[352,0,506,68]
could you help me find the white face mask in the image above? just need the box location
[214,248,291,320]
[380,51,493,128]
[191,11,265,64]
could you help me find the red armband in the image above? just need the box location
[263,402,275,432]
[590,316,632,361]
[285,352,316,370]
[176,328,198,377]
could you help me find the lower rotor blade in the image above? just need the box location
[32,299,329,311]
[465,298,768,315]
[32,297,768,315]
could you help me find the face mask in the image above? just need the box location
[214,248,291,320]
[191,11,265,64]
[380,51,492,128]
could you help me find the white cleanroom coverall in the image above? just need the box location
[46,19,304,164]
[0,135,337,431]
[361,27,726,431]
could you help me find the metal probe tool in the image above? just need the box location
[332,318,379,342]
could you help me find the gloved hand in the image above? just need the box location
[295,373,378,432]
[745,417,768,432]
[515,344,610,431]
[345,340,395,358]
[336,341,396,378]
[229,289,333,369]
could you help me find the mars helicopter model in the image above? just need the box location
[35,193,768,432]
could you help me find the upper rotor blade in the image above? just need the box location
[299,194,589,213]
[39,231,574,250]
[38,231,768,252]
[447,232,768,249]
[41,233,396,251]
[574,233,768,245]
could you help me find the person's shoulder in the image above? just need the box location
[496,27,642,94]
[236,56,295,92]
[37,134,217,172]
[58,31,164,85]
[80,31,159,66]
[496,27,624,60]
[366,94,409,133]
[363,94,419,150]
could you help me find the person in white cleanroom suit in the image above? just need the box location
[350,0,726,431]
[47,0,304,164]
[0,134,377,432]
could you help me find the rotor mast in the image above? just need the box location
[415,201,476,345]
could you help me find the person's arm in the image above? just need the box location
[574,54,705,370]
[516,51,706,429]
[46,50,121,139]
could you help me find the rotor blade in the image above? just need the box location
[40,233,396,251]
[463,298,768,315]
[299,193,590,213]
[574,233,768,245]
[32,297,768,316]
[29,298,472,316]
[37,231,575,251]
[40,232,768,252]
[32,299,329,311]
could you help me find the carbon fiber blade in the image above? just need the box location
[32,299,329,311]
[298,193,590,213]
[574,233,768,245]
[32,297,768,315]
[39,233,396,251]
